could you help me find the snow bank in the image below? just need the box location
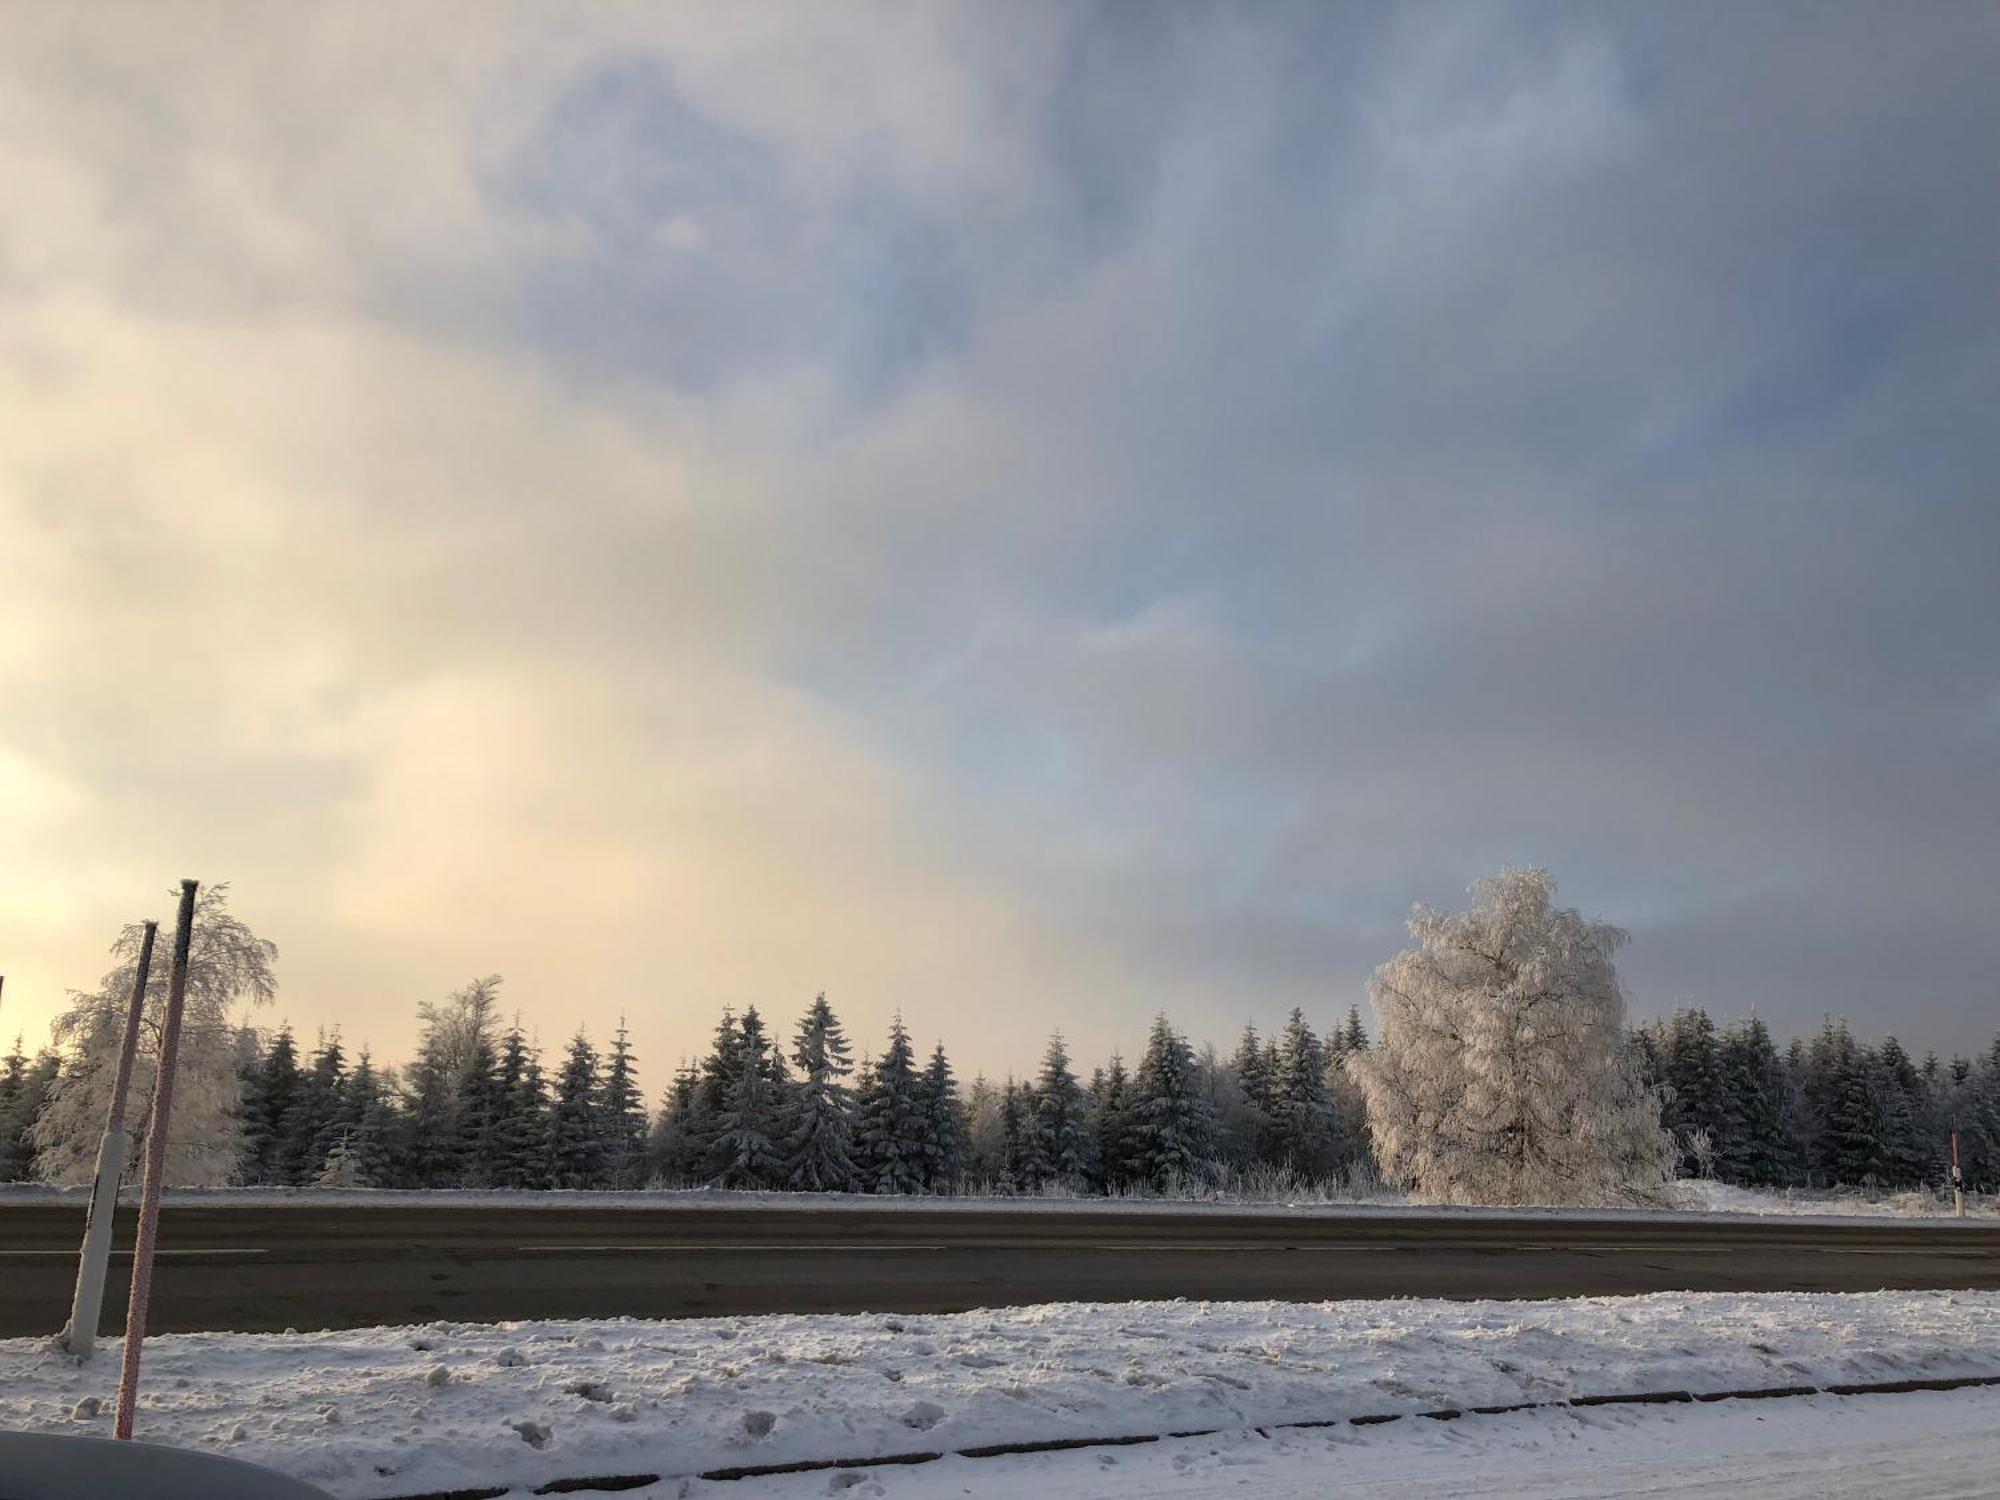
[4,1291,1999,1498]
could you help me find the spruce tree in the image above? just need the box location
[1715,1017,1797,1187]
[1129,1015,1217,1192]
[1325,1008,1373,1174]
[1808,1023,1882,1187]
[283,1032,348,1185]
[963,1074,1007,1186]
[1028,1032,1094,1189]
[0,1042,25,1181]
[1870,1036,1930,1187]
[1945,1048,1999,1193]
[451,1021,506,1188]
[1091,1054,1138,1192]
[999,1077,1027,1190]
[686,1009,742,1175]
[1661,1007,1727,1175]
[0,1042,59,1182]
[782,993,857,1192]
[242,1025,300,1185]
[490,1025,551,1190]
[598,1018,649,1189]
[711,1007,785,1189]
[917,1042,966,1193]
[1232,1024,1273,1114]
[1268,1009,1339,1178]
[341,1050,399,1188]
[1012,1076,1053,1191]
[0,1045,18,1133]
[547,1032,607,1189]
[855,1017,926,1194]
[1226,1023,1275,1168]
[396,1031,458,1189]
[646,1063,703,1185]
[1632,1024,1668,1099]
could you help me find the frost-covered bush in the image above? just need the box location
[1351,867,1674,1208]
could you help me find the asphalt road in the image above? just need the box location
[2,1202,1996,1336]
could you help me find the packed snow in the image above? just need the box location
[4,1291,1999,1497]
[714,1388,2000,1500]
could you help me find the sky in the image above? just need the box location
[3,3,1997,1085]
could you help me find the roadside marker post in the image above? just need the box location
[115,880,196,1440]
[1951,1130,1964,1219]
[61,919,157,1359]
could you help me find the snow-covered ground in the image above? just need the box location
[1677,1178,1998,1219]
[719,1387,2000,1499]
[4,1291,1998,1498]
[2,1179,1993,1221]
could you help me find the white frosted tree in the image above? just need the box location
[1349,867,1674,1208]
[33,884,278,1186]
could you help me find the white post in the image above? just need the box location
[61,921,158,1358]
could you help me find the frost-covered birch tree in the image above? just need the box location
[32,884,277,1185]
[1350,867,1673,1207]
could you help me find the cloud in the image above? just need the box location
[2,3,1997,1075]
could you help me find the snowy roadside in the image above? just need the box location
[2,1180,1994,1223]
[1676,1178,1999,1219]
[4,1291,1999,1498]
[700,1388,2000,1500]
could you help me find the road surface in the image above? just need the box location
[2,1202,1995,1336]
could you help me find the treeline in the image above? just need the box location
[1634,1009,2000,1192]
[6,979,2000,1198]
[245,988,1376,1195]
[0,982,1375,1196]
[646,1001,1372,1196]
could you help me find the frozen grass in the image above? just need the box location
[0,1173,1991,1220]
[1677,1178,2000,1219]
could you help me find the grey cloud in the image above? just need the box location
[5,3,1998,1072]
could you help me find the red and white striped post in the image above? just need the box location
[115,879,196,1440]
[61,919,158,1358]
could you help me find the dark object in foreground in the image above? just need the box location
[0,1430,334,1500]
